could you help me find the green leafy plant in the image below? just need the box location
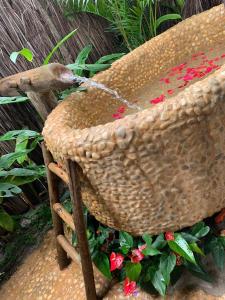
[58,0,183,50]
[70,212,225,297]
[43,28,77,65]
[10,48,33,64]
[0,130,44,231]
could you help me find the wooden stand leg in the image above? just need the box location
[42,143,70,270]
[66,160,97,300]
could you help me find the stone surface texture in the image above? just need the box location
[43,5,225,235]
[1,231,225,300]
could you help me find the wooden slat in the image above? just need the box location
[66,159,97,300]
[57,235,81,265]
[48,162,69,185]
[53,203,75,231]
[42,143,71,270]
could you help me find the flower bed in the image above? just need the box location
[66,199,225,297]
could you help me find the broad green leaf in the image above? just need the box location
[218,236,225,248]
[211,242,225,270]
[44,29,77,65]
[190,243,205,256]
[159,253,176,285]
[119,231,133,254]
[0,150,32,169]
[142,234,152,247]
[144,265,158,282]
[93,252,112,279]
[67,63,111,73]
[191,221,210,238]
[0,183,22,197]
[15,136,29,164]
[181,232,199,243]
[0,166,45,177]
[125,262,142,281]
[168,233,196,264]
[156,14,182,29]
[95,53,125,64]
[0,96,28,105]
[10,48,33,64]
[184,260,212,282]
[74,45,92,76]
[151,270,167,296]
[97,225,111,244]
[0,207,14,231]
[0,130,41,141]
[152,233,167,249]
[142,247,161,256]
[89,53,125,76]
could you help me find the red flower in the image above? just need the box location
[165,232,174,241]
[174,253,182,266]
[215,208,225,224]
[123,277,137,296]
[130,249,144,263]
[110,252,124,271]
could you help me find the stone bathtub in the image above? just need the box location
[43,5,225,236]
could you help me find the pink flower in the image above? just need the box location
[221,54,225,58]
[123,277,137,296]
[150,94,165,104]
[165,232,174,241]
[110,252,124,271]
[130,249,144,263]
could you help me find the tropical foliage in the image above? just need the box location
[0,130,44,231]
[58,0,184,50]
[0,31,124,231]
[68,206,225,296]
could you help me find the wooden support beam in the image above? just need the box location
[53,203,75,231]
[57,235,80,264]
[0,63,75,97]
[66,159,97,300]
[48,162,69,185]
[27,91,58,121]
[42,143,70,270]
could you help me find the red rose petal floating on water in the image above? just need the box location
[110,252,124,271]
[117,106,126,114]
[112,113,122,119]
[130,249,144,263]
[160,77,170,84]
[123,278,137,296]
[150,94,165,104]
[167,89,174,95]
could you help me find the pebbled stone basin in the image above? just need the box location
[43,5,225,235]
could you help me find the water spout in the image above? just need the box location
[60,71,141,111]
